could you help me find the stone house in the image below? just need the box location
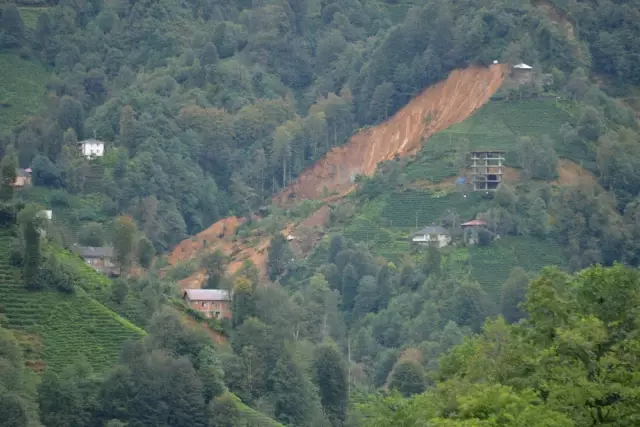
[183,289,232,320]
[71,244,119,276]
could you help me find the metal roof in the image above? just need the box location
[513,63,532,69]
[78,139,106,145]
[461,219,487,227]
[184,289,231,302]
[71,244,114,258]
[412,226,449,236]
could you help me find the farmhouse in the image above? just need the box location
[71,244,119,276]
[411,226,451,248]
[78,139,106,158]
[511,63,533,85]
[183,289,232,320]
[13,168,32,187]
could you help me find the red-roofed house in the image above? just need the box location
[461,219,487,228]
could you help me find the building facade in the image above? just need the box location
[183,289,232,319]
[411,226,451,248]
[79,139,105,158]
[469,151,505,191]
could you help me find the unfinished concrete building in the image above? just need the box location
[469,151,505,191]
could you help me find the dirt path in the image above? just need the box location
[168,65,507,283]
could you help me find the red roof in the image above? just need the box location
[461,219,487,227]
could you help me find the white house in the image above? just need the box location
[78,139,105,158]
[39,210,53,220]
[411,226,451,248]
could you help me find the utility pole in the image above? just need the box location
[415,211,419,229]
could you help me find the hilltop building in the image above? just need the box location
[469,151,505,191]
[183,289,232,319]
[511,63,533,85]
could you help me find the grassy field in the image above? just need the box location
[0,52,48,130]
[18,6,49,29]
[0,231,145,373]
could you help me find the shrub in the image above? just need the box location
[9,248,23,267]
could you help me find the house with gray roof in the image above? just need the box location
[411,225,451,248]
[71,244,119,276]
[183,289,232,319]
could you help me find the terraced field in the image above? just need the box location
[468,236,567,303]
[0,53,48,129]
[380,190,491,229]
[0,232,144,372]
[405,97,596,184]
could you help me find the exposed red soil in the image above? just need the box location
[168,65,507,283]
[273,64,507,204]
[555,158,597,187]
[168,216,243,265]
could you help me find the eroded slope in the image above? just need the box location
[274,64,507,203]
[168,65,507,280]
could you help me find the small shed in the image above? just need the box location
[511,63,533,84]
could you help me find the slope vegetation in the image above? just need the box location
[274,64,507,203]
[167,65,507,280]
[0,232,145,373]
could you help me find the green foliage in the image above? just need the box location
[0,52,48,131]
[381,191,490,229]
[0,230,144,372]
[267,233,292,281]
[78,222,105,247]
[201,250,228,290]
[388,360,425,397]
[112,215,136,270]
[469,237,566,304]
[314,342,349,427]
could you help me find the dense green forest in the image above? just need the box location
[3,0,640,426]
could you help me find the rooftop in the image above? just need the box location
[412,226,449,236]
[71,244,114,258]
[78,139,106,145]
[461,219,487,227]
[184,289,231,302]
[513,63,532,70]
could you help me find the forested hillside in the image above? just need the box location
[0,0,595,250]
[3,0,640,426]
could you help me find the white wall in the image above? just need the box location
[81,142,105,158]
[412,234,451,248]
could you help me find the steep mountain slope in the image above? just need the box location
[274,65,507,204]
[0,232,145,373]
[167,65,507,281]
